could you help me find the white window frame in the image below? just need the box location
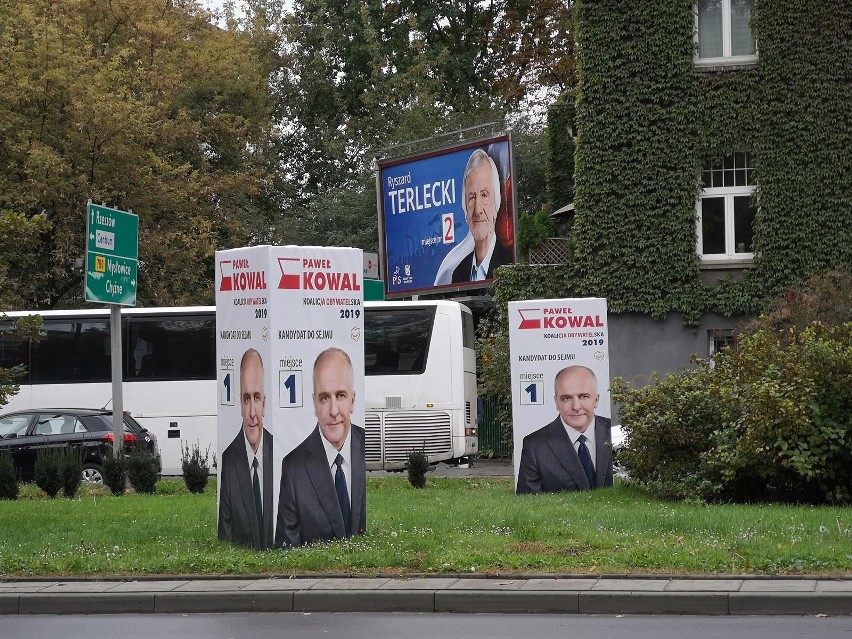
[694,0,757,68]
[697,185,756,262]
[708,328,735,356]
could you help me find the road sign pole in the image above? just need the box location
[84,201,136,461]
[111,305,124,457]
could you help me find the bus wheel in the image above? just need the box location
[82,463,104,484]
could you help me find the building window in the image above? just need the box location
[697,151,757,261]
[708,328,735,356]
[695,0,756,65]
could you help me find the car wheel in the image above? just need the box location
[81,463,104,484]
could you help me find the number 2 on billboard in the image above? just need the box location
[442,214,454,244]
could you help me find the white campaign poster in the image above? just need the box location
[508,298,611,493]
[215,246,364,549]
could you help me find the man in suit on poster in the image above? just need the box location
[275,347,366,548]
[218,348,274,549]
[434,148,513,285]
[516,365,613,495]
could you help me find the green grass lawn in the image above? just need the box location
[0,477,850,577]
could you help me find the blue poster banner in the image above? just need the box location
[379,134,516,296]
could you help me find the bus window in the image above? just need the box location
[462,310,474,349]
[364,307,435,376]
[31,320,111,383]
[125,316,215,381]
[0,323,29,382]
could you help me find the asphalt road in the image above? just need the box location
[1,612,850,639]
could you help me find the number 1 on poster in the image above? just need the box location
[279,370,303,408]
[520,380,544,405]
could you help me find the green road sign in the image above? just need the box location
[85,203,139,305]
[364,279,385,301]
[84,252,138,306]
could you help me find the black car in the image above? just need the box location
[0,408,160,484]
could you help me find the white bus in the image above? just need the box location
[0,301,477,474]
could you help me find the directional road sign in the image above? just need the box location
[85,202,139,306]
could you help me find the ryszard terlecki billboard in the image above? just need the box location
[377,133,517,297]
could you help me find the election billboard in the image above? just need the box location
[215,245,365,549]
[508,298,613,495]
[377,133,517,297]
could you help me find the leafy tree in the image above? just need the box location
[0,210,48,407]
[0,0,273,309]
[260,0,575,250]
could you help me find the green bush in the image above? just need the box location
[181,441,212,494]
[34,449,62,498]
[0,450,18,500]
[614,321,852,504]
[102,450,127,496]
[60,447,82,498]
[516,209,556,262]
[612,363,723,502]
[407,450,428,489]
[127,447,160,494]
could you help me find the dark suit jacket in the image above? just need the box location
[516,415,613,495]
[274,424,367,548]
[451,239,513,283]
[218,428,274,549]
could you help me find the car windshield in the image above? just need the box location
[0,414,33,437]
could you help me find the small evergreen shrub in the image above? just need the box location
[102,450,127,496]
[516,209,557,262]
[60,447,82,498]
[181,441,212,494]
[0,450,18,500]
[407,450,428,489]
[127,447,160,494]
[34,449,62,498]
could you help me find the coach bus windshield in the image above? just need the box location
[364,307,435,376]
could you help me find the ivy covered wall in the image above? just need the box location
[747,1,852,295]
[501,0,851,322]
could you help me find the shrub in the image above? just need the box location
[516,209,556,262]
[102,450,127,496]
[737,268,852,340]
[34,449,62,498]
[612,362,725,502]
[127,446,160,494]
[407,450,428,489]
[60,447,82,498]
[614,321,852,504]
[709,323,852,504]
[181,441,212,494]
[0,450,18,500]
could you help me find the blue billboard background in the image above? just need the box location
[379,135,515,296]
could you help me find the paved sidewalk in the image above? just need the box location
[1,575,850,616]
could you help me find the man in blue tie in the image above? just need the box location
[516,366,613,495]
[218,348,274,548]
[275,348,367,548]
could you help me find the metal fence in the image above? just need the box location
[477,396,511,458]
